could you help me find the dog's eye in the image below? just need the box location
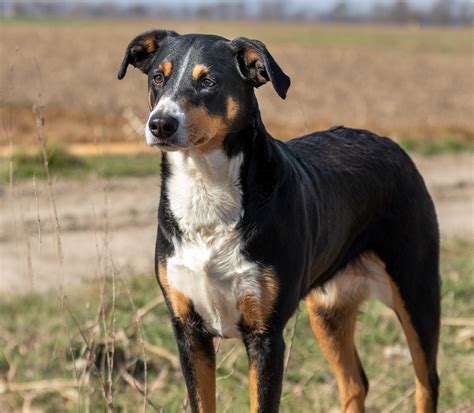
[153,73,164,86]
[202,78,216,88]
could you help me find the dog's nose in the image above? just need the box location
[148,115,179,138]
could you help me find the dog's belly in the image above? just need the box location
[316,253,393,309]
[166,233,261,338]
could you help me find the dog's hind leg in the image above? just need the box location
[385,253,440,413]
[352,250,440,412]
[305,270,369,413]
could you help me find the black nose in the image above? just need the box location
[148,115,179,138]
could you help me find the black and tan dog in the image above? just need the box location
[118,30,440,413]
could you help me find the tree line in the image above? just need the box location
[1,0,473,26]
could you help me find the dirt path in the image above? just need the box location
[0,153,472,293]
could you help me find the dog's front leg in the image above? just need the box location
[173,320,216,413]
[174,321,216,413]
[243,331,285,413]
[157,262,216,412]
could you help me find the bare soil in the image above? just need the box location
[1,21,473,144]
[0,152,472,294]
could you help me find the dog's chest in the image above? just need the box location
[165,151,260,338]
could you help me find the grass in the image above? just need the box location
[0,240,472,412]
[1,136,471,184]
[398,137,474,156]
[0,144,160,183]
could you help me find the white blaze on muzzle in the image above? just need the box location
[145,48,193,147]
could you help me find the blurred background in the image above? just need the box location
[0,1,473,412]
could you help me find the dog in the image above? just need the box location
[118,30,440,413]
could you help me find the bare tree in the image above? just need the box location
[430,0,453,24]
[328,0,351,22]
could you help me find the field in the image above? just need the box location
[0,19,473,412]
[0,241,472,412]
[1,20,473,148]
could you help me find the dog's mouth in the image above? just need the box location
[149,137,187,152]
[145,125,216,152]
[149,137,171,146]
[146,126,183,151]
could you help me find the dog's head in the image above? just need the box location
[118,30,290,152]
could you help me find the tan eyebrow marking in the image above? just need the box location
[192,64,209,81]
[160,60,173,77]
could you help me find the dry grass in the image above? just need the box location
[0,240,472,412]
[1,19,473,148]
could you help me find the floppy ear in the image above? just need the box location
[118,29,179,80]
[230,37,291,99]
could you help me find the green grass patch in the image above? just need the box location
[0,144,160,183]
[399,137,474,155]
[2,136,471,185]
[0,241,472,411]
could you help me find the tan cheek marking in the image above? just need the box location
[226,96,239,121]
[192,64,209,81]
[238,268,279,334]
[389,279,434,412]
[184,105,228,153]
[160,60,172,77]
[158,262,191,320]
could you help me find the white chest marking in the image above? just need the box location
[165,149,261,338]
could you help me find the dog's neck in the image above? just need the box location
[166,148,242,190]
[163,147,244,232]
[160,102,283,231]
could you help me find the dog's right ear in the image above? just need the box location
[231,37,290,99]
[118,29,179,80]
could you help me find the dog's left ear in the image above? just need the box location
[231,37,291,99]
[118,29,179,80]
